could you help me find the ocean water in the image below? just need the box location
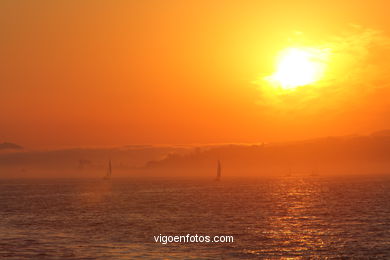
[1,176,390,259]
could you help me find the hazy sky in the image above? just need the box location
[2,0,390,148]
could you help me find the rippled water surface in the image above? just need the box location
[1,176,390,259]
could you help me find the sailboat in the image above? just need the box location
[310,168,318,177]
[215,160,221,181]
[286,167,292,177]
[103,160,112,180]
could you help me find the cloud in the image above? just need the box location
[255,26,390,118]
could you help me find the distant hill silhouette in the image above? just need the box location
[0,145,191,177]
[371,129,390,137]
[2,131,390,177]
[0,142,23,150]
[143,132,390,176]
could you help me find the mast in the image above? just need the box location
[103,160,112,180]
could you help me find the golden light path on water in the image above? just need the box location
[243,178,327,257]
[0,177,389,258]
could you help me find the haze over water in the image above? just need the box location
[1,176,390,259]
[3,1,390,258]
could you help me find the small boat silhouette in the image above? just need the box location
[103,160,112,180]
[310,168,318,177]
[215,160,221,181]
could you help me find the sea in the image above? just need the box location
[1,176,390,259]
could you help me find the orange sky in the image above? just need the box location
[2,0,390,148]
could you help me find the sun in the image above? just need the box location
[266,47,328,90]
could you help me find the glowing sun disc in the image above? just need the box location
[266,47,327,90]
